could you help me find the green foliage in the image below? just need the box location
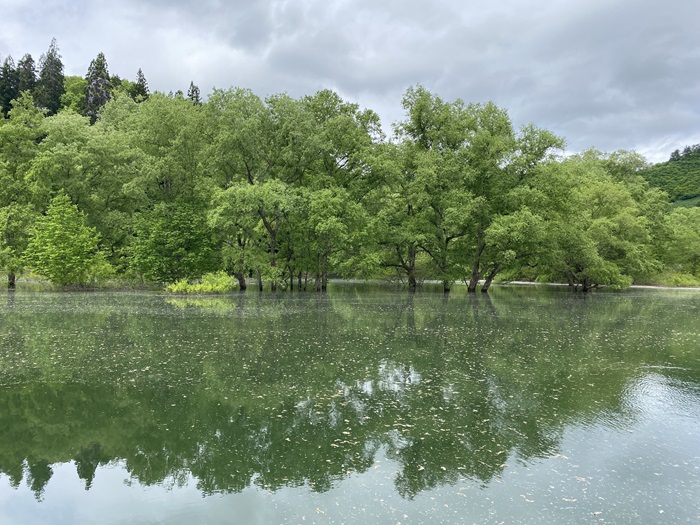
[84,52,112,124]
[379,86,564,291]
[0,92,46,283]
[1,60,694,291]
[671,195,700,208]
[133,68,149,101]
[529,151,665,290]
[34,38,65,116]
[0,56,19,117]
[60,75,87,113]
[16,54,37,93]
[23,193,113,285]
[639,271,700,287]
[130,201,219,283]
[641,145,700,202]
[0,204,35,280]
[165,271,237,294]
[659,206,700,277]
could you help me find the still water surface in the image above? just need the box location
[0,285,699,524]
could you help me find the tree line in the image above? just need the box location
[1,41,700,292]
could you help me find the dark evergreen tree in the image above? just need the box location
[16,54,37,93]
[35,38,65,115]
[109,74,122,91]
[0,56,19,117]
[187,81,201,104]
[134,68,149,101]
[84,52,111,124]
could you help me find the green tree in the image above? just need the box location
[385,86,562,292]
[367,142,430,291]
[23,193,111,285]
[389,87,475,291]
[16,53,37,94]
[0,56,19,117]
[187,81,201,104]
[84,52,111,124]
[25,108,148,270]
[530,151,665,291]
[114,92,209,202]
[130,201,219,283]
[209,183,268,291]
[204,87,269,188]
[0,92,45,287]
[60,75,87,113]
[34,38,65,115]
[133,68,149,101]
[305,186,367,291]
[661,207,700,277]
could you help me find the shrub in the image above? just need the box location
[165,271,236,294]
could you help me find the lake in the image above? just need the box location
[0,284,699,524]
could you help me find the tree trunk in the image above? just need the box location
[269,238,277,292]
[321,272,328,292]
[581,277,590,293]
[289,267,294,291]
[481,264,501,293]
[297,271,303,291]
[407,246,417,292]
[442,280,451,293]
[234,272,247,291]
[315,273,322,292]
[565,269,576,288]
[468,227,485,293]
[468,258,480,293]
[8,273,16,289]
[407,274,417,292]
[257,271,263,292]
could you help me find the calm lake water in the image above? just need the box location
[0,284,699,524]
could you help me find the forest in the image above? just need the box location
[2,40,700,292]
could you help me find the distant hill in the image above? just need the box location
[641,145,700,205]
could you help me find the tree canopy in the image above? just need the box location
[0,43,695,291]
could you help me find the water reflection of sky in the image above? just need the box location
[2,288,700,524]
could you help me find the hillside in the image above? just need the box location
[641,145,700,205]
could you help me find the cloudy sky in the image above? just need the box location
[1,0,698,162]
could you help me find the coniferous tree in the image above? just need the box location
[35,38,65,115]
[0,56,19,117]
[187,81,201,104]
[16,54,37,93]
[134,68,149,101]
[84,52,111,124]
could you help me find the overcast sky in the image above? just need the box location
[1,0,698,162]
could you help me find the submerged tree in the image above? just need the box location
[381,86,563,293]
[529,151,666,291]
